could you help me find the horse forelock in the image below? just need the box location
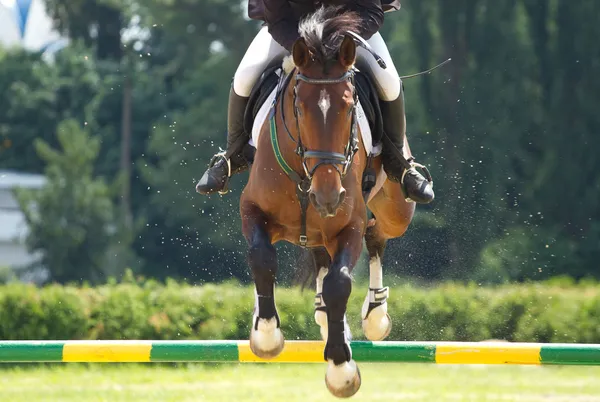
[298,6,360,70]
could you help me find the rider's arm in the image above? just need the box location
[349,0,385,40]
[263,0,300,51]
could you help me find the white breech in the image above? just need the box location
[233,27,401,101]
[354,32,401,101]
[233,27,289,97]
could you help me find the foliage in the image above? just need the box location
[1,0,598,285]
[0,42,102,173]
[377,0,600,282]
[43,0,126,60]
[1,278,600,343]
[13,119,137,284]
[0,266,17,285]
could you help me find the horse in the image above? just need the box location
[238,7,415,398]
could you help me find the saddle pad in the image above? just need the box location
[249,87,381,157]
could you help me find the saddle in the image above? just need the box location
[243,64,384,148]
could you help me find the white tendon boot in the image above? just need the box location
[361,254,392,341]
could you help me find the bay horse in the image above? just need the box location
[239,7,415,398]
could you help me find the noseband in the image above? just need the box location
[268,66,360,247]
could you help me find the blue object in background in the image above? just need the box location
[14,0,32,38]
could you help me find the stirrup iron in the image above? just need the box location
[207,149,232,195]
[400,157,433,203]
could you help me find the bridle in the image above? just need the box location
[279,68,359,181]
[268,65,360,246]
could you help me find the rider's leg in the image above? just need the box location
[196,27,288,195]
[354,32,434,204]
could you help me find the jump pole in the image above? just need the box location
[1,340,600,365]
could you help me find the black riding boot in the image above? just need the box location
[380,87,434,204]
[196,85,253,195]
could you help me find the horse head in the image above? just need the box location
[289,7,361,218]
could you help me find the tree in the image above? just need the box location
[394,0,600,282]
[14,119,138,284]
[43,0,127,60]
[4,0,598,285]
[0,43,103,174]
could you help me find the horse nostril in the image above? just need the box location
[338,188,346,206]
[309,191,318,208]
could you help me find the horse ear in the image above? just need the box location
[292,38,310,69]
[338,35,356,69]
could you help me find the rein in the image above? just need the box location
[268,66,360,247]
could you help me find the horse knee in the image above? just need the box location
[375,202,414,238]
[322,267,352,309]
[391,218,411,237]
[248,242,277,281]
[381,219,410,238]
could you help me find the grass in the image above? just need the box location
[1,363,600,401]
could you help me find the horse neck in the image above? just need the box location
[276,75,304,172]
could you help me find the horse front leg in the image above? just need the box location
[311,246,351,343]
[311,247,330,342]
[322,226,363,398]
[242,203,284,359]
[362,220,392,341]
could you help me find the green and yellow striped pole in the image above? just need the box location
[1,340,600,365]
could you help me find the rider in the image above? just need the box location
[195,0,434,204]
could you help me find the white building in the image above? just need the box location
[0,170,45,271]
[0,0,68,55]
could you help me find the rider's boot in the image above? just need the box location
[379,86,434,204]
[196,84,253,195]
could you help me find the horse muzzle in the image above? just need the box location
[309,187,346,218]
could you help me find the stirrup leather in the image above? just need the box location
[207,149,232,195]
[400,157,433,203]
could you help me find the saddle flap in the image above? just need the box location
[353,70,383,147]
[243,64,282,136]
[245,65,383,156]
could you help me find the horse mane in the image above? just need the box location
[298,6,361,69]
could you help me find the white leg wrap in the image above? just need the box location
[314,267,328,341]
[316,267,328,294]
[369,255,383,289]
[362,254,392,341]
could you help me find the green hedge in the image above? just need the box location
[1,275,599,343]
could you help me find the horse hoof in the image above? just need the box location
[362,308,392,341]
[249,317,285,359]
[325,359,361,398]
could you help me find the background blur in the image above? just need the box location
[1,0,598,287]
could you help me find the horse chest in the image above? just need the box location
[267,197,357,247]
